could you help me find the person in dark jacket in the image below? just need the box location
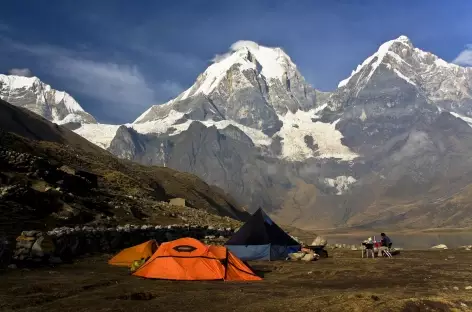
[380,233,392,248]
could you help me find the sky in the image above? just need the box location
[1,0,471,124]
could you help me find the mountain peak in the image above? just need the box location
[176,41,296,101]
[229,40,261,52]
[0,74,40,89]
[0,73,96,125]
[338,35,415,88]
[134,40,318,129]
[394,35,411,43]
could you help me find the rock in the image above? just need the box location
[30,236,53,258]
[21,230,42,237]
[288,252,305,260]
[431,244,448,249]
[311,236,327,246]
[7,264,17,269]
[453,286,459,291]
[301,253,316,261]
[465,286,472,290]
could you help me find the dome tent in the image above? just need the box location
[225,208,301,261]
[132,237,261,281]
[108,240,158,267]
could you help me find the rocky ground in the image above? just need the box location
[0,98,251,244]
[1,249,472,312]
[0,128,246,242]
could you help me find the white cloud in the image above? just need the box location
[453,44,472,66]
[8,68,33,77]
[211,40,261,63]
[2,38,184,119]
[211,52,231,63]
[51,57,157,112]
[230,40,260,51]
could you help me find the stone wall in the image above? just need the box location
[10,224,236,265]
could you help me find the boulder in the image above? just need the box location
[301,253,317,261]
[431,244,448,249]
[31,235,55,258]
[310,236,327,246]
[288,252,306,260]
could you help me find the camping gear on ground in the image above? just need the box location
[108,240,158,267]
[133,237,261,281]
[306,245,328,258]
[307,236,328,258]
[288,250,319,261]
[225,208,301,261]
[288,251,306,260]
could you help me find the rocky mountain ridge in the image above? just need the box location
[0,98,248,241]
[0,74,96,128]
[4,35,472,230]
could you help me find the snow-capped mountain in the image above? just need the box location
[79,41,354,162]
[135,41,320,127]
[330,35,472,116]
[315,36,472,156]
[0,74,96,127]
[107,36,472,229]
[5,36,472,230]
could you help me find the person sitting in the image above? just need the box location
[378,233,392,257]
[380,233,392,249]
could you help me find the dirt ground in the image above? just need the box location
[1,250,472,312]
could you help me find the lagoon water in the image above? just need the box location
[323,232,472,249]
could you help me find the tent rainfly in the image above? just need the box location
[132,237,261,281]
[225,208,301,261]
[108,240,158,267]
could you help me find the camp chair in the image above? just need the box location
[379,245,393,258]
[382,249,392,258]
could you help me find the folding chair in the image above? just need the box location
[382,248,392,258]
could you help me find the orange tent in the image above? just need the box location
[132,237,262,281]
[108,240,158,267]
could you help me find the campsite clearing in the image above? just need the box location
[1,249,472,312]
